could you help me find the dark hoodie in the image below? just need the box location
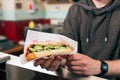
[63,0,120,80]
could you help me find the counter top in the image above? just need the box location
[0,52,107,80]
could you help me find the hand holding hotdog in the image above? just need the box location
[34,55,66,71]
[66,54,101,76]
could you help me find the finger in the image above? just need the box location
[48,56,63,71]
[34,59,39,66]
[48,56,62,71]
[71,71,85,75]
[67,66,87,75]
[41,56,55,69]
[34,58,45,66]
[67,65,86,71]
[66,54,84,61]
[60,59,67,68]
[66,60,86,66]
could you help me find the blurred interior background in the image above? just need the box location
[0,0,80,53]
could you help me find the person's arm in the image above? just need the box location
[66,53,120,77]
[105,60,120,76]
[62,5,80,40]
[62,7,75,39]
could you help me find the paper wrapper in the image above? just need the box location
[20,30,78,64]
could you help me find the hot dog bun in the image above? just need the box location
[26,42,72,61]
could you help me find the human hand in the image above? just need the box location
[34,56,65,71]
[66,54,101,76]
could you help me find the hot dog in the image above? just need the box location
[26,42,73,61]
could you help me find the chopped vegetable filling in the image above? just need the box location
[28,45,67,52]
